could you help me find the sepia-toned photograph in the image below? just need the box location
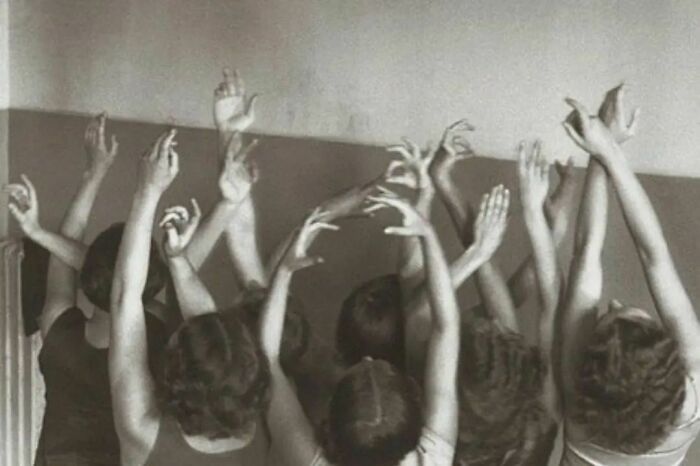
[2,1,700,465]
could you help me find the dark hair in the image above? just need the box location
[157,312,270,439]
[455,319,548,466]
[325,359,422,466]
[572,316,686,453]
[235,287,310,375]
[80,223,167,311]
[336,275,404,368]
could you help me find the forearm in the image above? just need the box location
[523,205,560,323]
[113,190,160,298]
[29,227,87,270]
[186,199,239,270]
[168,255,217,319]
[259,267,293,361]
[60,170,107,239]
[602,148,669,264]
[224,197,269,288]
[398,187,434,296]
[422,230,460,332]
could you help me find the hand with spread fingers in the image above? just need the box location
[84,112,119,177]
[5,174,40,236]
[213,68,258,133]
[138,128,180,194]
[471,184,510,262]
[160,199,202,258]
[219,132,259,206]
[518,140,550,210]
[430,119,476,179]
[281,207,339,272]
[366,186,432,237]
[598,83,640,144]
[384,137,436,191]
[562,98,620,158]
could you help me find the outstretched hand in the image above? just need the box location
[214,68,258,133]
[219,132,259,205]
[598,83,640,144]
[365,186,432,237]
[84,112,119,176]
[160,199,202,258]
[562,98,620,158]
[385,138,435,191]
[4,174,40,235]
[139,128,179,194]
[281,207,339,272]
[518,140,550,209]
[471,184,509,262]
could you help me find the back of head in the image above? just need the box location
[456,319,547,465]
[336,274,404,368]
[80,223,167,311]
[157,312,270,439]
[326,359,421,466]
[234,287,310,374]
[573,317,686,453]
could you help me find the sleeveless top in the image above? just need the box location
[34,308,168,466]
[144,414,269,466]
[561,376,700,466]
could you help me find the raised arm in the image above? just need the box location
[7,114,117,336]
[109,130,178,464]
[367,189,471,444]
[558,85,638,404]
[384,138,437,299]
[259,208,338,465]
[401,186,510,377]
[184,133,258,270]
[429,120,519,330]
[159,200,219,319]
[213,68,268,288]
[565,89,700,373]
[517,140,561,420]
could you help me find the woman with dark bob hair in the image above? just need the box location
[258,180,507,466]
[109,129,269,465]
[7,114,170,465]
[558,85,700,465]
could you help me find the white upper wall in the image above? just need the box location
[9,0,700,176]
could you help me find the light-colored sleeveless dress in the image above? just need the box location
[561,376,700,466]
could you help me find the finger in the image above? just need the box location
[160,129,178,160]
[564,98,590,131]
[245,94,259,116]
[385,175,417,189]
[401,138,421,159]
[363,203,387,214]
[232,68,245,96]
[109,135,119,156]
[169,149,180,175]
[627,107,641,135]
[97,112,107,141]
[190,198,202,220]
[159,212,182,228]
[164,206,189,221]
[386,145,413,161]
[384,226,413,237]
[517,141,527,172]
[384,160,406,178]
[448,118,475,132]
[295,256,324,270]
[20,174,37,203]
[313,221,340,232]
[562,122,585,148]
[222,67,235,95]
[235,138,259,163]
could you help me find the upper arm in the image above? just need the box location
[266,363,321,465]
[109,291,160,462]
[643,256,700,372]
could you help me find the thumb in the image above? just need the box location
[246,94,259,116]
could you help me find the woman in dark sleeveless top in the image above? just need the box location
[110,129,270,466]
[7,114,170,465]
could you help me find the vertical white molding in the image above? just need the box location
[1,239,40,466]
